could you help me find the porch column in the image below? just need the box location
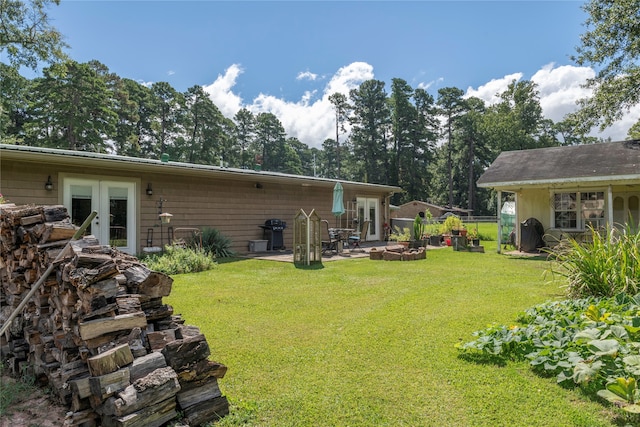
[497,190,502,254]
[607,185,613,241]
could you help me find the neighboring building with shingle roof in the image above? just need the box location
[477,140,640,251]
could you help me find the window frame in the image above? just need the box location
[550,189,606,231]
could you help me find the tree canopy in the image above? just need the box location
[571,0,640,135]
[4,0,629,216]
[0,0,67,69]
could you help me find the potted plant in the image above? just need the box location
[411,214,427,248]
[425,210,441,246]
[468,227,480,246]
[389,226,411,248]
[440,215,463,236]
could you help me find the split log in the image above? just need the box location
[105,396,177,427]
[20,213,44,226]
[115,296,141,314]
[78,312,147,341]
[3,205,43,223]
[174,324,200,339]
[129,351,167,382]
[70,376,93,399]
[161,334,210,372]
[122,265,172,298]
[102,367,180,417]
[89,367,130,401]
[176,376,222,409]
[144,304,174,323]
[147,329,176,352]
[68,262,119,290]
[43,205,70,222]
[176,359,227,387]
[87,344,134,377]
[38,220,77,243]
[183,395,229,426]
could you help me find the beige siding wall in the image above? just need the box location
[0,161,60,206]
[517,189,551,229]
[1,157,385,253]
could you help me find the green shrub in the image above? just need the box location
[143,246,216,275]
[440,214,463,234]
[547,224,640,298]
[201,227,235,258]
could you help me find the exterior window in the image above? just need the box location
[553,191,605,229]
[581,192,605,229]
[554,193,577,228]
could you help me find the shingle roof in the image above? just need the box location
[477,140,640,188]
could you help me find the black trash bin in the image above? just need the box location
[260,219,287,250]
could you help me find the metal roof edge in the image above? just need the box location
[0,144,402,192]
[477,174,640,189]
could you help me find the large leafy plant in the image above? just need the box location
[413,214,426,241]
[546,224,640,298]
[458,292,640,416]
[200,226,235,258]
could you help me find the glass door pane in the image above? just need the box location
[356,197,379,241]
[69,184,95,234]
[367,199,378,240]
[101,181,135,254]
[108,186,129,247]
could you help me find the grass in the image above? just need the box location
[0,365,38,416]
[165,232,616,426]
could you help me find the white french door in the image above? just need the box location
[356,197,379,241]
[63,178,137,254]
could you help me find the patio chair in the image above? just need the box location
[349,220,370,252]
[321,220,339,254]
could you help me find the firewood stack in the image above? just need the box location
[0,204,229,426]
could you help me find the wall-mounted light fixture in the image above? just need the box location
[146,183,153,196]
[45,176,53,191]
[255,182,263,189]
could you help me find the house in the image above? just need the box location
[0,144,401,254]
[477,140,640,251]
[390,200,472,221]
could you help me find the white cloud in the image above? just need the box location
[297,71,318,81]
[530,63,594,123]
[417,77,444,91]
[465,72,523,105]
[203,62,374,148]
[202,64,245,118]
[466,63,638,141]
[204,62,637,149]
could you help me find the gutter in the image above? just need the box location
[1,144,402,193]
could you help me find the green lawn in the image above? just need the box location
[166,238,616,427]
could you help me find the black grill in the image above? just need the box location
[263,219,286,231]
[259,219,287,250]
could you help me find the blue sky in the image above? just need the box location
[45,1,637,148]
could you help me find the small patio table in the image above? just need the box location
[329,228,355,253]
